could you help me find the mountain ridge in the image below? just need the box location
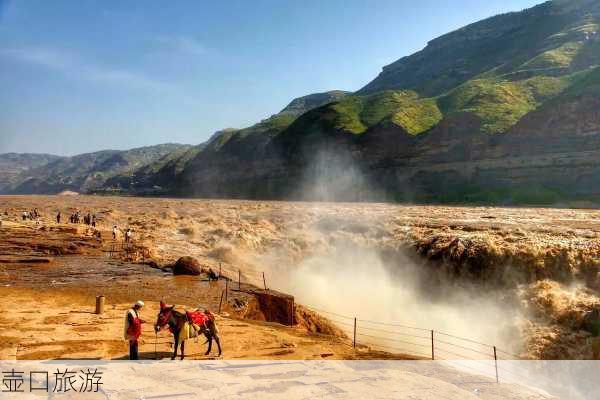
[2,0,600,204]
[0,143,191,194]
[172,0,600,204]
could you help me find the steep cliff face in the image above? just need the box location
[174,87,600,204]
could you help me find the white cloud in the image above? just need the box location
[1,47,72,70]
[83,65,173,93]
[0,46,173,93]
[155,34,206,56]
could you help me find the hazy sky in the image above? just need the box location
[0,0,540,156]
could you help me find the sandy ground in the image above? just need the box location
[0,287,405,361]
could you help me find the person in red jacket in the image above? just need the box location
[124,300,145,360]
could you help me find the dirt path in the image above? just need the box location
[0,288,411,361]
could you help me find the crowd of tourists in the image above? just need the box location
[10,206,134,243]
[112,225,133,242]
[64,210,97,227]
[21,208,41,221]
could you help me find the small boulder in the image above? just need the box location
[172,256,202,276]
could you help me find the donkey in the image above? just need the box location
[154,306,222,360]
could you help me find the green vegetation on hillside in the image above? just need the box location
[302,71,574,137]
[438,76,570,133]
[327,90,442,135]
[360,0,600,96]
[141,146,201,175]
[522,41,583,69]
[558,65,600,96]
[202,91,349,154]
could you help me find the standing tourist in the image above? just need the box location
[124,300,145,360]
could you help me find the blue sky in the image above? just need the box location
[0,0,540,155]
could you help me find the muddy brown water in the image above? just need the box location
[0,255,253,311]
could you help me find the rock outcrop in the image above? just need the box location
[172,256,203,276]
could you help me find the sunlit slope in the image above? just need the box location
[360,0,600,96]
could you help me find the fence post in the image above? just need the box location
[431,330,435,360]
[493,346,499,383]
[262,272,267,290]
[95,295,105,315]
[238,270,241,290]
[219,263,222,279]
[218,290,224,314]
[353,317,357,348]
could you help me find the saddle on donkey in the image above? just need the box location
[171,305,215,343]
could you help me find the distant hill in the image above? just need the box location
[2,144,190,194]
[103,90,350,195]
[0,153,63,193]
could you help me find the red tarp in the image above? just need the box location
[187,311,208,326]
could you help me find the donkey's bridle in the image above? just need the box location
[155,307,174,331]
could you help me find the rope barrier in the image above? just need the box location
[302,304,514,360]
[220,268,522,372]
[302,305,356,320]
[356,324,431,339]
[357,340,432,359]
[435,331,494,348]
[434,339,495,358]
[358,318,431,332]
[325,319,355,328]
[356,333,431,349]
[495,348,523,360]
